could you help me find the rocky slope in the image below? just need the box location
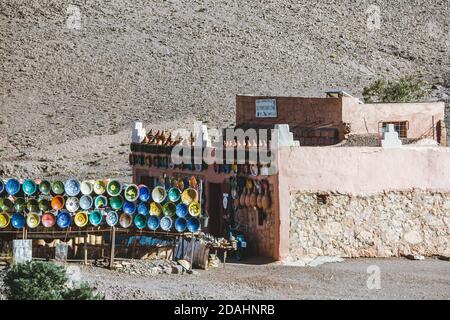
[0,0,449,179]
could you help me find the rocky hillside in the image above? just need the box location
[0,0,449,178]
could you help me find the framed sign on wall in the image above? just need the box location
[256,99,277,118]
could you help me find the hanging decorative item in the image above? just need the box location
[41,212,56,228]
[14,198,26,212]
[66,197,80,213]
[38,199,50,212]
[89,210,103,227]
[162,202,177,217]
[261,180,271,211]
[168,187,181,203]
[22,179,37,196]
[80,180,94,195]
[6,179,21,196]
[106,179,122,197]
[134,214,147,229]
[256,181,263,209]
[151,186,167,204]
[124,184,139,202]
[147,215,160,231]
[51,196,65,211]
[106,211,119,227]
[186,217,200,233]
[222,193,228,210]
[175,203,188,218]
[94,195,108,209]
[239,188,246,208]
[0,198,13,212]
[74,211,89,227]
[79,195,94,210]
[175,217,187,232]
[160,216,173,231]
[56,211,72,229]
[181,188,198,205]
[137,201,149,215]
[51,180,65,195]
[26,199,39,213]
[65,179,81,197]
[11,213,26,229]
[188,201,201,217]
[119,213,133,228]
[93,180,106,195]
[0,213,10,228]
[26,212,40,229]
[123,200,137,214]
[150,202,163,216]
[138,185,151,202]
[38,180,52,195]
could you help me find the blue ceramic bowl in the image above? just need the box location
[160,216,172,231]
[175,217,187,233]
[65,179,81,197]
[123,201,136,214]
[147,215,160,231]
[187,217,200,233]
[6,179,21,196]
[56,210,72,229]
[11,213,26,229]
[138,185,151,202]
[137,202,149,216]
[175,203,188,218]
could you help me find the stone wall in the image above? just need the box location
[288,190,450,261]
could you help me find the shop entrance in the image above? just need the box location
[208,183,223,237]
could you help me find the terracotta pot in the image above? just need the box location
[239,189,246,208]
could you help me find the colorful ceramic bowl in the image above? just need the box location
[26,199,39,212]
[0,213,10,228]
[106,211,119,227]
[181,188,198,205]
[93,180,106,195]
[65,179,81,197]
[38,199,50,212]
[107,180,122,197]
[51,181,65,195]
[94,195,108,209]
[51,196,65,211]
[163,202,176,217]
[149,202,162,216]
[26,213,40,228]
[0,198,14,212]
[79,195,93,210]
[187,217,201,233]
[119,213,133,228]
[6,179,21,196]
[151,186,166,204]
[56,210,72,228]
[168,187,181,203]
[22,179,37,196]
[175,203,188,218]
[123,201,136,214]
[109,195,124,210]
[74,211,89,227]
[89,210,103,226]
[160,216,173,231]
[80,180,94,195]
[39,180,52,195]
[14,197,26,212]
[11,213,26,229]
[137,202,149,216]
[147,215,160,231]
[66,197,80,213]
[124,184,139,202]
[41,212,56,228]
[175,217,187,233]
[188,202,201,217]
[138,185,151,202]
[134,214,147,229]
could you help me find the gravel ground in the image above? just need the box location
[64,258,450,300]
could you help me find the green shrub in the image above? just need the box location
[3,261,103,300]
[363,75,428,103]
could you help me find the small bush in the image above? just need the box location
[363,75,428,103]
[3,261,103,300]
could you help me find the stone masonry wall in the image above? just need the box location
[289,190,450,260]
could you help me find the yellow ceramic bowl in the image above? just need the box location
[181,188,198,205]
[188,202,201,217]
[0,213,10,228]
[26,213,40,229]
[150,202,163,217]
[74,211,89,227]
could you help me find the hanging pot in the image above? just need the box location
[134,214,147,229]
[151,186,167,204]
[0,213,10,228]
[107,179,122,197]
[94,195,108,209]
[79,195,94,210]
[64,179,81,197]
[250,189,257,208]
[1,198,14,212]
[66,197,80,213]
[119,213,133,228]
[245,189,252,208]
[181,188,198,205]
[11,213,26,229]
[188,202,201,217]
[51,181,65,195]
[168,188,181,203]
[80,180,94,195]
[162,202,177,217]
[14,197,26,212]
[38,198,51,212]
[124,184,139,202]
[74,211,89,227]
[147,215,160,231]
[137,202,149,215]
[159,216,173,231]
[123,200,137,214]
[257,192,263,209]
[89,210,103,226]
[138,185,151,202]
[106,211,119,227]
[175,203,188,218]
[39,180,52,195]
[22,179,37,196]
[149,202,162,216]
[175,217,187,233]
[93,180,106,195]
[56,210,72,229]
[26,199,39,212]
[26,213,40,228]
[41,212,56,228]
[6,179,21,196]
[186,217,200,233]
[109,195,123,210]
[262,189,271,211]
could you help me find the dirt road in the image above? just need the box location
[77,257,450,300]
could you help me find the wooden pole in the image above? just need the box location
[84,233,88,265]
[109,227,116,269]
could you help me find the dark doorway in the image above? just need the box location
[208,183,222,237]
